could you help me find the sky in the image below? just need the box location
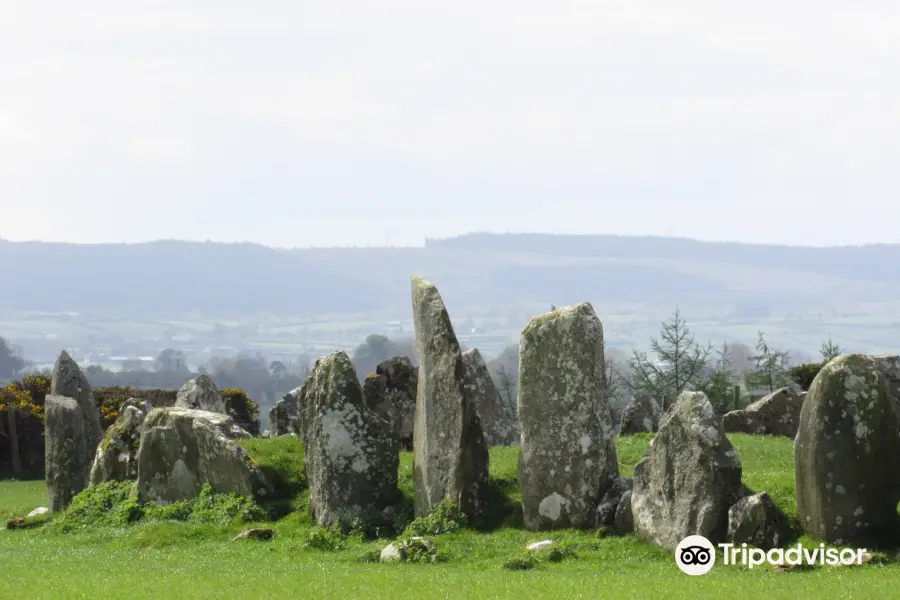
[2,1,900,248]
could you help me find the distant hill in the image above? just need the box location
[1,234,899,319]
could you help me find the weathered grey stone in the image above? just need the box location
[50,350,103,469]
[517,302,619,530]
[596,476,633,527]
[269,385,302,437]
[462,348,519,446]
[614,490,634,533]
[795,354,900,544]
[411,275,490,519]
[618,393,661,435]
[362,357,418,450]
[90,405,145,484]
[632,391,743,550]
[304,351,402,528]
[44,395,87,511]
[231,527,274,541]
[174,374,226,413]
[134,407,267,505]
[722,387,805,438]
[121,397,153,414]
[727,492,792,550]
[871,354,900,429]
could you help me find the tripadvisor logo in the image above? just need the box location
[675,535,868,575]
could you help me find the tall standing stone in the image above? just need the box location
[175,374,226,413]
[461,348,519,446]
[304,351,402,528]
[44,395,87,511]
[50,350,103,471]
[517,302,619,530]
[871,354,900,430]
[411,275,490,519]
[795,354,900,544]
[631,391,743,550]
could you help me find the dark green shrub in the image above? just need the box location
[788,362,825,391]
[223,388,260,435]
[305,523,347,551]
[502,554,538,570]
[394,536,439,563]
[403,499,466,536]
[51,482,265,531]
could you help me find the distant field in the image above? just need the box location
[2,435,898,599]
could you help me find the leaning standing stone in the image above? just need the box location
[461,348,519,446]
[175,374,226,413]
[517,302,619,530]
[411,275,490,519]
[44,395,87,511]
[304,351,402,529]
[795,354,900,544]
[631,391,743,550]
[50,350,103,470]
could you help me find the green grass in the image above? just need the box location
[0,478,46,518]
[1,434,898,599]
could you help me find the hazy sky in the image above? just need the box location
[3,1,899,248]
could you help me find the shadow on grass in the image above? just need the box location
[0,471,45,482]
[473,476,523,532]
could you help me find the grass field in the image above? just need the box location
[1,434,898,600]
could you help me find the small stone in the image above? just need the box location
[231,528,275,541]
[727,492,791,550]
[526,540,554,551]
[27,507,49,518]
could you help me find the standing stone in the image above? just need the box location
[517,302,619,530]
[631,391,743,550]
[411,275,490,519]
[304,351,402,528]
[50,350,103,470]
[618,393,661,435]
[461,348,519,446]
[90,405,146,484]
[269,386,302,436]
[174,374,226,413]
[362,357,418,450]
[722,387,805,438]
[134,408,268,504]
[795,354,900,544]
[44,395,87,511]
[871,354,900,429]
